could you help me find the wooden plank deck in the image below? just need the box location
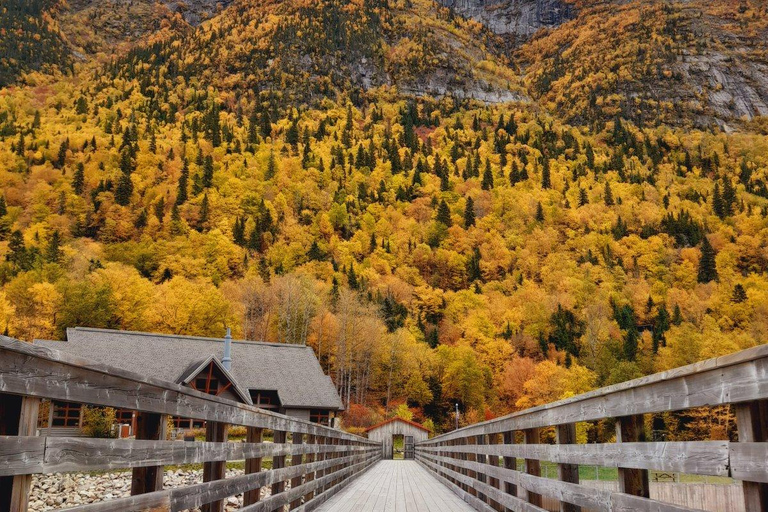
[315,460,477,512]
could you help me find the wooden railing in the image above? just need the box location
[0,335,381,512]
[416,344,768,512]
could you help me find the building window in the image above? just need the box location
[115,409,135,424]
[249,390,280,410]
[310,409,331,426]
[194,375,219,395]
[52,401,81,427]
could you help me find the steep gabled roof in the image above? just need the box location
[365,417,431,433]
[179,355,253,405]
[35,327,343,411]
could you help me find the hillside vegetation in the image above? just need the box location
[0,0,767,436]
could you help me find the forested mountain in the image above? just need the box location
[1,0,768,435]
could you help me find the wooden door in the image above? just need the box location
[404,435,415,459]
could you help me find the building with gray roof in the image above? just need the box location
[35,327,343,435]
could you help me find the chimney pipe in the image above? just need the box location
[222,327,232,371]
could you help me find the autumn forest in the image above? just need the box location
[2,0,768,437]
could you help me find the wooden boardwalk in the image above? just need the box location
[316,460,476,512]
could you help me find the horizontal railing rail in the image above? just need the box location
[0,335,381,512]
[416,344,768,512]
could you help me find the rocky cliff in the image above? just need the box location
[437,0,574,43]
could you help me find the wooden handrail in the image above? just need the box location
[0,335,381,512]
[416,344,768,512]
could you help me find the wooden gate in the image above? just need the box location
[404,435,415,459]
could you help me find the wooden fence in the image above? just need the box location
[0,335,381,512]
[415,344,768,512]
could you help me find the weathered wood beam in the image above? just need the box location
[202,421,228,512]
[290,432,304,509]
[131,412,168,496]
[615,415,650,498]
[522,428,542,506]
[0,394,40,512]
[502,430,518,512]
[556,423,580,512]
[736,400,768,512]
[271,430,287,512]
[244,427,264,506]
[418,440,730,476]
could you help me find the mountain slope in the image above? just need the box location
[0,0,72,86]
[107,0,524,106]
[517,0,768,128]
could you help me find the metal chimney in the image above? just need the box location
[222,327,232,371]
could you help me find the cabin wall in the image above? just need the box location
[368,422,429,459]
[283,408,310,421]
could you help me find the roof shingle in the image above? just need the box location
[34,327,343,411]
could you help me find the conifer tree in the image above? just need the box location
[604,181,614,206]
[535,202,545,222]
[464,197,475,228]
[541,157,551,189]
[436,199,452,226]
[73,163,85,195]
[481,159,494,190]
[697,236,718,283]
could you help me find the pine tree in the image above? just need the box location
[732,284,747,303]
[578,187,589,206]
[308,241,324,261]
[722,178,736,216]
[46,230,62,262]
[73,163,85,195]
[176,160,189,205]
[713,182,725,218]
[535,202,545,222]
[541,157,551,189]
[114,173,133,206]
[202,155,214,188]
[481,159,494,190]
[198,194,209,231]
[604,181,614,206]
[265,151,276,179]
[436,199,452,226]
[464,197,475,228]
[697,236,718,283]
[347,263,359,290]
[0,196,6,217]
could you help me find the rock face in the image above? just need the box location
[163,0,234,25]
[437,0,574,42]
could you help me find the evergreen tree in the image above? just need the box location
[541,157,551,189]
[604,181,614,206]
[202,155,214,188]
[466,247,482,282]
[265,151,276,179]
[697,236,718,283]
[176,159,189,205]
[652,305,670,353]
[481,159,493,190]
[713,182,725,218]
[672,304,683,325]
[114,173,133,206]
[722,178,736,216]
[46,230,62,262]
[578,187,589,206]
[535,202,545,222]
[308,240,324,261]
[73,163,85,195]
[347,263,359,290]
[732,284,747,303]
[464,197,475,228]
[198,194,209,231]
[0,195,6,217]
[436,199,452,226]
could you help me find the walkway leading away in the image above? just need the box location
[316,460,476,512]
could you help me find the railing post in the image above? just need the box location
[244,426,263,506]
[522,428,542,506]
[131,412,168,495]
[290,432,304,509]
[502,430,517,512]
[736,400,768,512]
[615,415,650,498]
[202,421,228,512]
[488,433,503,512]
[556,423,580,512]
[304,434,317,503]
[475,434,488,503]
[0,394,40,512]
[271,429,287,510]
